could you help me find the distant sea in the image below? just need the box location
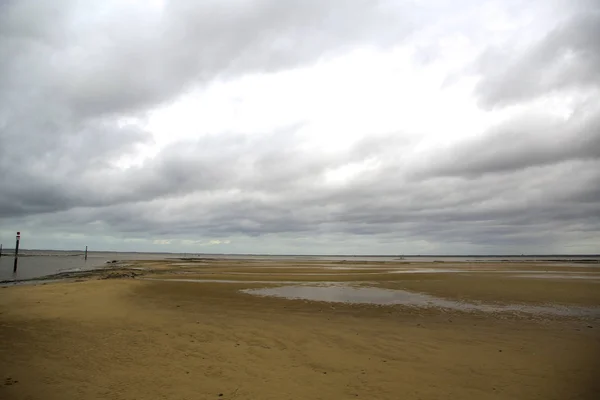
[0,249,598,282]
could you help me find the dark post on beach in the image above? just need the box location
[13,231,21,273]
[85,245,88,261]
[0,243,3,258]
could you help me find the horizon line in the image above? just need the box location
[1,248,599,257]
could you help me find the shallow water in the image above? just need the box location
[511,274,600,280]
[0,255,103,281]
[142,278,344,285]
[0,251,174,281]
[242,285,600,317]
[226,271,389,276]
[388,268,469,274]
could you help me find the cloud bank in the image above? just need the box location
[0,0,598,254]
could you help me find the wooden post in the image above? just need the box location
[84,246,88,261]
[0,243,2,258]
[13,232,20,273]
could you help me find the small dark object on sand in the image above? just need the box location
[4,377,18,386]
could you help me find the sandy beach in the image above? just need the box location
[1,259,599,399]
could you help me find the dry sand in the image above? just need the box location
[1,259,599,399]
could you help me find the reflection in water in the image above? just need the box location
[242,285,600,318]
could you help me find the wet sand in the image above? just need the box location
[1,259,599,399]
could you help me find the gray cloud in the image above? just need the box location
[2,0,413,118]
[12,143,599,253]
[424,101,600,177]
[0,0,411,214]
[476,8,600,108]
[1,0,599,254]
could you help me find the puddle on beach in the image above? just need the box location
[226,271,389,276]
[388,268,469,274]
[241,285,600,318]
[510,274,600,281]
[142,278,344,285]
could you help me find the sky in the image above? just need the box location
[0,0,599,255]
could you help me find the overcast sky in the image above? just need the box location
[0,0,598,254]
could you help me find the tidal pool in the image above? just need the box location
[241,285,600,318]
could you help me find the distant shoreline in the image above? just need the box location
[2,250,599,258]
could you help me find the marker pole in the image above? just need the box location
[13,232,20,273]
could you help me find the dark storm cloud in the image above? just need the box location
[476,8,600,108]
